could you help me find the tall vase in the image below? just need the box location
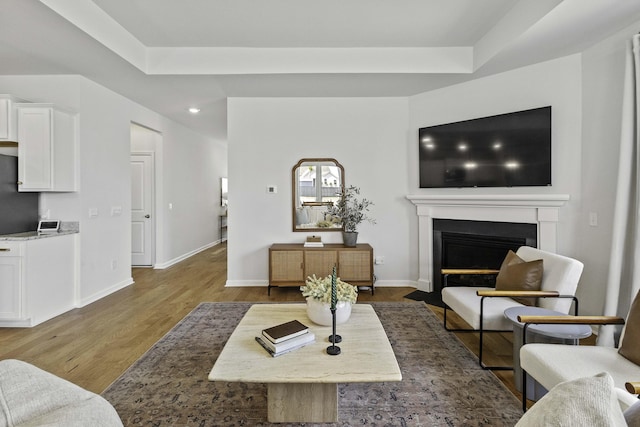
[342,231,358,247]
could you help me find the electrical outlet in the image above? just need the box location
[589,212,598,227]
[375,256,385,265]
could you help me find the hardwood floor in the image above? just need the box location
[0,242,518,400]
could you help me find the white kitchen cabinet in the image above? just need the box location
[0,243,23,319]
[0,234,77,327]
[0,95,22,142]
[17,103,77,192]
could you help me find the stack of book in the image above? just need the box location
[255,319,315,357]
[304,235,324,248]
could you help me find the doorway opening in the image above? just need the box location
[130,123,161,267]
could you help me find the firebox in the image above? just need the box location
[432,219,537,293]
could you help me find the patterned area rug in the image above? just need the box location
[102,302,522,426]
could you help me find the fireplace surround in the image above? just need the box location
[407,194,570,292]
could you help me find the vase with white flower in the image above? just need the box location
[301,272,358,326]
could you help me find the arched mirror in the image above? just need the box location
[292,158,344,232]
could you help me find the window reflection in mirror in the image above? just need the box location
[292,158,344,232]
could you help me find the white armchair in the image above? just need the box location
[441,246,584,369]
[520,314,640,412]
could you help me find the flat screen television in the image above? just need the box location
[419,106,552,188]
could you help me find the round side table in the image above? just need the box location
[504,306,592,400]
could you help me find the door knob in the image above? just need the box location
[144,214,150,218]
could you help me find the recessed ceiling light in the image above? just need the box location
[188,107,201,114]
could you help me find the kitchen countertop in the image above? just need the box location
[0,230,79,241]
[0,221,79,241]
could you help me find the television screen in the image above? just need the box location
[419,106,551,188]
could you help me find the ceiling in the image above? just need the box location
[1,0,640,141]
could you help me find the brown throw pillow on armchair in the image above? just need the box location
[495,250,543,306]
[618,289,640,365]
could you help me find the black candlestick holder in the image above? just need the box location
[326,307,341,355]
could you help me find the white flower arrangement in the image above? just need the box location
[301,274,358,304]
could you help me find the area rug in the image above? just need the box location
[102,302,522,426]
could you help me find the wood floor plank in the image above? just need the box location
[0,242,522,399]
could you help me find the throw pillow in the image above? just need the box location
[619,289,640,365]
[495,250,543,306]
[515,372,627,427]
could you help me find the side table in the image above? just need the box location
[504,306,592,401]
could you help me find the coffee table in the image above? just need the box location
[208,303,402,423]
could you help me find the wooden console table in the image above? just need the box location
[268,243,374,295]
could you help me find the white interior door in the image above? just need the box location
[131,154,153,266]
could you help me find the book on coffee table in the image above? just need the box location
[262,319,309,343]
[255,333,315,357]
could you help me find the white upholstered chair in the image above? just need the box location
[519,315,640,412]
[441,246,584,369]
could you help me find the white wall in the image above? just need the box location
[227,97,411,286]
[227,57,585,296]
[407,56,584,300]
[0,75,226,306]
[408,55,583,221]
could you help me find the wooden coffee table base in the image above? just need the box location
[268,383,337,423]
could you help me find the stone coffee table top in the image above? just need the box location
[208,303,402,384]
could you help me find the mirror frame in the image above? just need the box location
[292,158,344,232]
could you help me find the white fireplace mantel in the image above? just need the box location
[406,194,570,292]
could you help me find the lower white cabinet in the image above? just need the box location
[0,234,76,327]
[0,243,22,318]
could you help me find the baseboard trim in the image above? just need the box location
[225,280,269,287]
[79,277,134,307]
[154,241,218,270]
[373,280,418,288]
[0,318,33,328]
